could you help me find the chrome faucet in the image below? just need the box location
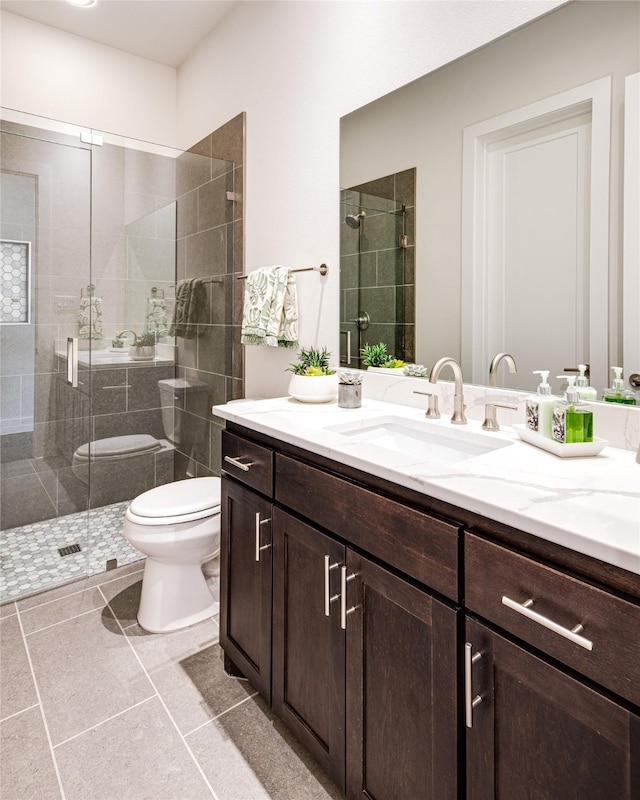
[429,357,467,425]
[116,330,137,342]
[489,352,517,387]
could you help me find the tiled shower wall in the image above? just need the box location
[340,168,416,365]
[173,113,245,480]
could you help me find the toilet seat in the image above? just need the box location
[74,434,160,463]
[126,477,221,526]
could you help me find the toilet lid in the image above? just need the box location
[75,434,160,461]
[129,477,221,518]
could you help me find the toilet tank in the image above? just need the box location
[158,378,210,445]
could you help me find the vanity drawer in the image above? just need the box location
[276,454,460,600]
[465,533,640,705]
[221,430,274,498]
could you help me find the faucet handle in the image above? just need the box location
[413,390,440,419]
[482,402,518,432]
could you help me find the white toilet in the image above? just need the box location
[123,476,221,633]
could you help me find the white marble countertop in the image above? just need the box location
[212,396,640,577]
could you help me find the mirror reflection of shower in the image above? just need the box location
[340,177,415,368]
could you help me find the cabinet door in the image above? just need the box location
[345,551,459,800]
[465,617,640,800]
[220,477,273,702]
[272,508,346,791]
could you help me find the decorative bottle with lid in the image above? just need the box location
[552,376,594,444]
[575,364,597,400]
[602,367,637,405]
[525,370,556,438]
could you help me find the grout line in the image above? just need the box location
[16,566,144,616]
[98,585,222,800]
[24,606,103,636]
[184,691,258,738]
[0,702,40,725]
[52,695,157,749]
[15,606,67,800]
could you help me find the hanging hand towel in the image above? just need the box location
[241,266,298,348]
[146,297,168,334]
[77,295,103,341]
[169,278,208,339]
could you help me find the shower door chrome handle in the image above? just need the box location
[67,337,79,388]
[340,330,352,365]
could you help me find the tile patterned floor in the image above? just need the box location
[1,502,141,602]
[0,562,342,800]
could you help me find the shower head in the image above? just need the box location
[345,211,365,229]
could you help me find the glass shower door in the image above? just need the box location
[0,113,93,601]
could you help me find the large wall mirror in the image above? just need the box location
[340,1,639,395]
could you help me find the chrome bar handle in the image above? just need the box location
[340,566,357,630]
[66,337,78,388]
[501,596,593,651]
[224,455,253,472]
[254,513,271,562]
[324,555,340,616]
[464,642,483,728]
[340,330,352,365]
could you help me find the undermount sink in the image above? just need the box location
[325,416,512,464]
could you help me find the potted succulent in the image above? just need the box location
[360,342,406,372]
[128,331,157,361]
[287,346,338,403]
[337,369,363,408]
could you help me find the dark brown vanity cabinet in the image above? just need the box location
[220,423,639,800]
[272,508,458,798]
[220,477,273,702]
[465,533,640,799]
[221,428,460,799]
[465,618,639,800]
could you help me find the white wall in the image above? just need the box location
[0,11,177,145]
[176,0,564,398]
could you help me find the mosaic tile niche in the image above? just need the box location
[0,240,30,324]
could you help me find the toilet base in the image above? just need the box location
[137,557,217,633]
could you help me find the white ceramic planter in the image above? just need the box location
[288,373,338,403]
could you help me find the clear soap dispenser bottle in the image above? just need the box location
[602,367,637,405]
[526,370,556,438]
[575,364,597,401]
[552,375,594,444]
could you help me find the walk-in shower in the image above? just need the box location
[0,109,235,603]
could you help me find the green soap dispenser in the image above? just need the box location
[552,376,594,444]
[602,367,637,405]
[575,364,597,401]
[526,370,556,438]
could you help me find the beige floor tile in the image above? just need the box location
[55,696,214,800]
[0,615,38,720]
[0,601,16,619]
[19,584,106,635]
[186,694,343,800]
[26,607,154,745]
[97,569,144,628]
[0,705,61,800]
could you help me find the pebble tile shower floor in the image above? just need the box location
[0,502,140,602]
[0,562,342,800]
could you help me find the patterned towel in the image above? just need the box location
[241,266,298,348]
[146,297,168,334]
[77,296,103,341]
[169,278,208,339]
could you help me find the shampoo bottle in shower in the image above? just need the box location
[525,370,556,438]
[552,376,594,444]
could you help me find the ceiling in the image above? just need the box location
[0,0,237,68]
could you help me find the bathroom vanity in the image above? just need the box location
[213,397,639,799]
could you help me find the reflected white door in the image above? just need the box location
[461,77,611,392]
[485,114,591,388]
